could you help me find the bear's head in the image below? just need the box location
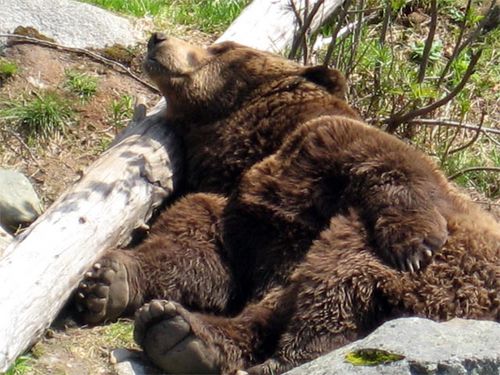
[144,33,347,122]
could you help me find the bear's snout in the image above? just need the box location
[148,32,168,51]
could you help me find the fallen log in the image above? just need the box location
[0,0,343,370]
[0,225,13,257]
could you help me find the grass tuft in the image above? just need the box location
[82,0,165,17]
[84,0,249,33]
[101,320,135,347]
[0,91,75,144]
[65,69,98,100]
[5,355,33,375]
[161,0,250,33]
[0,58,18,80]
[110,94,134,128]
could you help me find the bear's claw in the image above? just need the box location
[134,300,220,374]
[376,208,448,273]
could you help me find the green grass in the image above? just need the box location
[160,0,250,33]
[110,94,134,128]
[82,0,165,17]
[5,355,33,375]
[65,69,98,100]
[315,1,499,198]
[101,320,134,347]
[83,0,249,33]
[0,58,18,80]
[439,140,500,198]
[0,91,75,144]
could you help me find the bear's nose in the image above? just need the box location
[148,32,168,50]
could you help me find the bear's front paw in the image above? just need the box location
[134,300,220,374]
[374,207,448,272]
[74,251,139,324]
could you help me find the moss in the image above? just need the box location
[100,44,138,65]
[345,348,405,366]
[13,26,56,43]
[30,342,45,359]
[0,58,18,82]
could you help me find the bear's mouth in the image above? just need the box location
[143,57,162,78]
[143,56,187,79]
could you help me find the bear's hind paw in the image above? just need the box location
[134,300,220,374]
[74,252,135,324]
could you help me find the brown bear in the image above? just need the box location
[75,35,499,374]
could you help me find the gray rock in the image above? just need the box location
[0,0,144,49]
[111,348,161,375]
[0,169,42,231]
[286,318,500,375]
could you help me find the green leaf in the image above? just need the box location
[345,348,405,366]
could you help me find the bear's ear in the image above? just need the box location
[301,65,347,100]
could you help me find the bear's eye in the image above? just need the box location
[187,52,201,67]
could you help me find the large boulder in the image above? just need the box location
[285,318,500,375]
[0,169,42,232]
[0,0,143,49]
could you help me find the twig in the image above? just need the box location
[0,33,160,94]
[385,49,483,133]
[440,120,462,162]
[436,0,472,87]
[447,111,485,155]
[369,1,390,114]
[439,1,498,87]
[448,166,500,180]
[289,0,325,61]
[0,128,43,169]
[343,0,364,78]
[368,118,500,136]
[323,0,353,66]
[417,0,437,83]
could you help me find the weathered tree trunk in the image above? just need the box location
[0,0,343,371]
[0,225,12,256]
[218,0,344,52]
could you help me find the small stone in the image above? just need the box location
[111,349,157,375]
[110,348,137,364]
[0,169,43,231]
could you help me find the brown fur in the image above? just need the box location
[76,35,499,373]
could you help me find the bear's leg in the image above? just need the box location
[133,290,285,374]
[75,193,234,324]
[239,116,449,273]
[132,212,399,375]
[245,212,399,375]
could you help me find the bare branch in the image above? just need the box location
[436,0,473,87]
[323,0,353,66]
[369,1,391,113]
[438,1,498,87]
[0,33,160,94]
[417,0,438,83]
[448,166,500,180]
[289,0,325,61]
[0,128,43,169]
[447,111,485,155]
[385,49,483,133]
[397,118,500,136]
